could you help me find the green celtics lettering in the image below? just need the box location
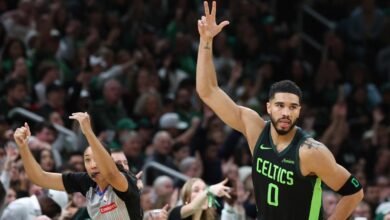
[256,158,294,185]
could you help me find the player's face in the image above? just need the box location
[267,93,301,135]
[191,179,207,209]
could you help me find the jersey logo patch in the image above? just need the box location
[100,202,117,214]
[260,144,272,150]
[282,158,295,164]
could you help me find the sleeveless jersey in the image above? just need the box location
[252,122,323,220]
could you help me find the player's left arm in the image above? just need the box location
[300,138,364,220]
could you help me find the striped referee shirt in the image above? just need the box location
[62,172,142,220]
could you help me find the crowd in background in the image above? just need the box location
[0,0,389,219]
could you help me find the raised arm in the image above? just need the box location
[196,1,264,151]
[69,112,128,192]
[13,123,65,191]
[300,139,364,220]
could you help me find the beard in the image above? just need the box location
[270,114,298,135]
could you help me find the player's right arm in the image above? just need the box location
[13,123,65,191]
[196,1,264,151]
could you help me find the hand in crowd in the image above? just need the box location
[136,171,144,191]
[209,178,231,198]
[145,204,169,220]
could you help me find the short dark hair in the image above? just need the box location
[268,80,303,103]
[34,121,58,137]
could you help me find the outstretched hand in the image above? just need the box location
[197,1,229,41]
[209,178,231,199]
[69,112,92,134]
[13,123,31,147]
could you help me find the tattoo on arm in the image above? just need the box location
[303,139,323,149]
[204,42,211,50]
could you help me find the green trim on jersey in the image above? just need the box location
[309,178,322,220]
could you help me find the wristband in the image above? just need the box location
[206,187,220,208]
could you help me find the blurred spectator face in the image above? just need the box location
[13,57,29,78]
[68,154,84,172]
[8,83,27,105]
[103,79,122,104]
[8,40,24,60]
[353,201,371,220]
[39,149,55,172]
[47,88,65,108]
[154,176,174,197]
[205,143,218,160]
[36,127,56,144]
[291,60,304,79]
[365,185,379,205]
[140,188,153,211]
[29,183,44,196]
[72,192,86,208]
[49,112,64,126]
[153,132,173,155]
[185,162,200,178]
[173,145,190,164]
[5,188,16,206]
[175,88,192,110]
[136,68,150,94]
[322,191,339,218]
[40,66,60,84]
[111,151,129,171]
[209,129,225,145]
[145,95,160,116]
[182,178,207,209]
[123,132,142,158]
[10,161,21,182]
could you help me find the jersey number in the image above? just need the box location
[267,183,279,206]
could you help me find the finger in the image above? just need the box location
[204,1,210,16]
[162,204,169,211]
[221,178,228,185]
[201,16,206,23]
[136,171,143,179]
[223,191,231,199]
[211,1,216,18]
[218,20,230,30]
[24,123,31,137]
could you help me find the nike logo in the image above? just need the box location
[260,144,272,150]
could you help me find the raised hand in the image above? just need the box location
[197,1,229,41]
[136,171,144,190]
[13,123,31,148]
[69,112,92,134]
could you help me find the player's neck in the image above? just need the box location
[270,126,297,148]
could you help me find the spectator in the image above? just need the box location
[0,189,68,220]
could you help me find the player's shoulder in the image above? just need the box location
[299,137,330,159]
[300,137,326,150]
